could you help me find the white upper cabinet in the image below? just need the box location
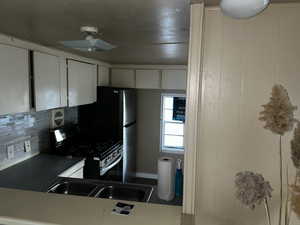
[111,69,135,88]
[98,66,110,86]
[33,51,61,111]
[161,69,187,90]
[67,60,97,107]
[136,70,161,89]
[0,44,29,115]
[59,57,68,108]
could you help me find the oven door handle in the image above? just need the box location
[100,153,123,176]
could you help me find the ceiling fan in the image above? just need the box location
[60,26,116,52]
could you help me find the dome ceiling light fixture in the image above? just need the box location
[220,0,270,19]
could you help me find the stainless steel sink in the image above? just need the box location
[47,181,98,197]
[47,179,153,202]
[95,184,153,202]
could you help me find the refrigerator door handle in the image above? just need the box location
[124,121,136,128]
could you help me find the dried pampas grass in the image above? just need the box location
[291,122,300,170]
[259,85,297,136]
[290,184,300,219]
[259,84,297,225]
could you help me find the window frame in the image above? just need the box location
[160,93,186,154]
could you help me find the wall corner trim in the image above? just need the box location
[183,2,205,215]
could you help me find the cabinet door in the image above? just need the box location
[161,70,187,90]
[98,66,110,86]
[136,70,161,89]
[111,69,135,88]
[59,57,68,107]
[68,60,97,107]
[0,44,29,115]
[34,52,61,111]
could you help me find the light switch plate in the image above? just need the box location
[24,140,31,152]
[7,145,14,160]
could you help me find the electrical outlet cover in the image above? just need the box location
[7,145,14,160]
[24,140,31,152]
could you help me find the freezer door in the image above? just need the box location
[123,90,136,126]
[123,123,136,183]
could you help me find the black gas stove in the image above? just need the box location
[83,140,123,181]
[50,126,124,182]
[75,140,122,159]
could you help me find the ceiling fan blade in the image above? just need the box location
[60,39,116,51]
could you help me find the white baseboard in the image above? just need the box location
[135,172,158,180]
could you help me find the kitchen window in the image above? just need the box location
[160,93,186,153]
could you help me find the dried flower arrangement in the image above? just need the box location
[290,122,300,220]
[290,184,300,219]
[235,171,273,225]
[291,122,300,172]
[235,84,299,225]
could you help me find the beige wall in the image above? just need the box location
[136,89,185,175]
[196,3,300,225]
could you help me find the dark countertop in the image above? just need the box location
[0,154,182,206]
[0,154,83,192]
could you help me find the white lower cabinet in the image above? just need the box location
[0,44,30,115]
[33,51,62,111]
[161,69,187,90]
[67,60,97,107]
[59,160,84,179]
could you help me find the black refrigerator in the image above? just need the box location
[78,87,137,183]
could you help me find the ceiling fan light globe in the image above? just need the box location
[80,26,98,34]
[85,35,94,41]
[220,0,270,19]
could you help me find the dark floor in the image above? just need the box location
[131,177,157,185]
[131,177,183,206]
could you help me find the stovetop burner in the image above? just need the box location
[94,140,117,151]
[74,140,122,159]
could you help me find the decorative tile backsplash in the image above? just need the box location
[0,107,78,166]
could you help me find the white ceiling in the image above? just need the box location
[0,0,297,65]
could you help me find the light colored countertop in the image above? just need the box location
[0,188,182,225]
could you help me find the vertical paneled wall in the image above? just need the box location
[196,3,300,225]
